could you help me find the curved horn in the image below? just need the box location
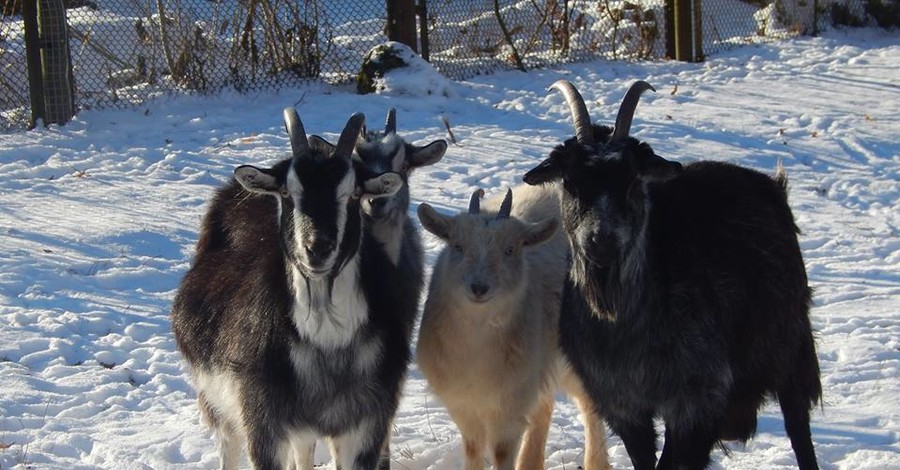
[496,189,513,220]
[549,80,594,146]
[384,108,397,135]
[335,113,366,158]
[612,81,656,139]
[468,188,485,214]
[283,107,309,158]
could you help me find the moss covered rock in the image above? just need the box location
[357,41,454,97]
[357,42,409,94]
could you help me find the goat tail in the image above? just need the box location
[774,160,789,193]
[777,332,823,470]
[798,329,824,408]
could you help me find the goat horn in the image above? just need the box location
[612,81,656,139]
[496,189,513,220]
[468,188,485,214]
[283,107,309,158]
[385,108,397,135]
[335,113,366,158]
[549,80,594,146]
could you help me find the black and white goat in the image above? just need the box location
[354,108,447,264]
[523,81,822,470]
[171,109,415,470]
[351,107,447,345]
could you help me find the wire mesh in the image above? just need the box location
[425,0,666,80]
[0,0,878,132]
[0,0,385,131]
[60,0,384,110]
[2,0,31,131]
[425,0,871,76]
[701,0,813,57]
[38,0,74,124]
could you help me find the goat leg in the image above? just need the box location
[607,412,657,470]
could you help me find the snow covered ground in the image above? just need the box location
[0,28,897,469]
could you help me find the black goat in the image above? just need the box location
[171,109,414,470]
[523,80,822,470]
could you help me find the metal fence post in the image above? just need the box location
[386,0,418,52]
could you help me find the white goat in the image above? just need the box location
[416,185,611,470]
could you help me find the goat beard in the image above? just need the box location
[303,275,336,313]
[571,255,620,322]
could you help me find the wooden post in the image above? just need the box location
[38,0,75,125]
[417,0,429,61]
[692,0,703,61]
[386,0,418,52]
[22,0,44,128]
[665,0,703,62]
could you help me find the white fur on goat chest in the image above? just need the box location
[289,256,369,351]
[283,165,369,351]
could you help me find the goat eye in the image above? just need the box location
[504,247,514,256]
[400,162,410,172]
[453,244,463,253]
[279,188,290,198]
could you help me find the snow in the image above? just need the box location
[364,42,458,98]
[1,28,898,469]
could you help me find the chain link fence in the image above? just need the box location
[1,0,885,132]
[2,0,386,131]
[2,0,29,129]
[424,0,877,77]
[61,0,384,102]
[425,0,666,80]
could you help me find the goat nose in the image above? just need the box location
[470,282,489,298]
[368,196,388,209]
[305,238,335,262]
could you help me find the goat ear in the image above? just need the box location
[417,203,453,240]
[522,217,559,247]
[234,165,280,194]
[409,140,447,169]
[637,152,682,183]
[523,156,562,185]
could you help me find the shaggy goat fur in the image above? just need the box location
[523,81,822,470]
